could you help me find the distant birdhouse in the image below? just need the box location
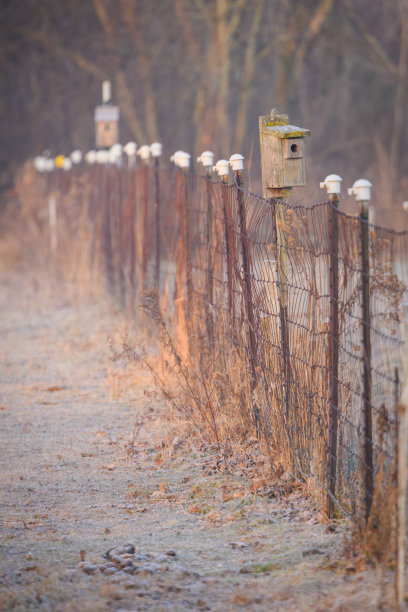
[94,81,120,149]
[259,109,311,197]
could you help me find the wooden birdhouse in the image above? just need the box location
[94,81,120,149]
[259,109,311,197]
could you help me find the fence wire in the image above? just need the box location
[37,164,408,521]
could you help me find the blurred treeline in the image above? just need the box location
[1,0,407,205]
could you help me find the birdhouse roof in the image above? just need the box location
[94,106,119,122]
[261,124,311,139]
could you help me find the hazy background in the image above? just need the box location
[1,0,407,207]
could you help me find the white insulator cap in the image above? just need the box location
[34,156,46,172]
[96,149,109,164]
[123,141,137,156]
[213,159,229,177]
[170,150,184,164]
[402,201,408,212]
[110,143,123,156]
[62,158,72,171]
[348,178,373,202]
[320,174,343,195]
[177,151,191,168]
[197,151,214,167]
[150,142,162,157]
[229,153,244,171]
[137,145,151,161]
[102,80,111,104]
[108,148,119,164]
[70,150,83,164]
[44,158,55,172]
[85,150,96,164]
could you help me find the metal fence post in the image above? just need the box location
[231,155,260,433]
[214,160,235,334]
[360,203,373,519]
[328,194,340,516]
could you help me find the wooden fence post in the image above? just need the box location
[396,304,408,609]
[320,175,343,518]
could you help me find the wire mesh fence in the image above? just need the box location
[34,163,408,525]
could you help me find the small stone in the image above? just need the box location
[62,535,73,544]
[119,558,134,568]
[124,543,135,554]
[167,584,182,593]
[124,579,138,589]
[81,563,98,575]
[110,573,127,583]
[165,549,177,557]
[173,564,201,578]
[123,565,137,574]
[302,548,324,557]
[153,554,168,563]
[25,553,34,561]
[138,564,156,575]
[105,562,117,569]
[104,567,118,575]
[228,542,248,549]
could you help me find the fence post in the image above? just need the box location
[214,160,235,332]
[271,195,291,422]
[137,145,151,293]
[230,154,260,434]
[349,179,374,519]
[198,152,215,352]
[151,143,163,293]
[321,175,342,517]
[396,304,408,610]
[180,153,192,306]
[48,196,58,258]
[102,164,115,296]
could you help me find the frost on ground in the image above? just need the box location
[0,275,398,611]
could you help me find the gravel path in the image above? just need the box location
[0,276,397,611]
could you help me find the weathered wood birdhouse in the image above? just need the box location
[259,109,311,198]
[94,81,120,149]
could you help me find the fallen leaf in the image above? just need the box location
[232,592,251,606]
[103,463,117,471]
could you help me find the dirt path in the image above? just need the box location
[0,276,397,611]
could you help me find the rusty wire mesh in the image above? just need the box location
[36,164,408,521]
